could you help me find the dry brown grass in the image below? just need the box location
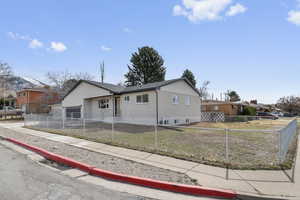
[25,118,298,170]
[192,119,291,130]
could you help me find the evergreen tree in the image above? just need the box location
[125,46,166,86]
[181,69,196,87]
[226,90,241,102]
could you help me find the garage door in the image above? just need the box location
[66,106,81,118]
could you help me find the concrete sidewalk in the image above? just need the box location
[1,122,299,199]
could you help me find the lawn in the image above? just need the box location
[26,118,298,170]
[192,118,291,130]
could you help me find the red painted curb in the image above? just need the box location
[6,138,93,172]
[90,168,236,198]
[5,137,237,199]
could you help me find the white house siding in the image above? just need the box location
[119,91,156,125]
[160,80,198,97]
[158,80,201,124]
[62,82,112,118]
[62,82,111,108]
[84,96,113,121]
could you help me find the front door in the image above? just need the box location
[114,97,121,117]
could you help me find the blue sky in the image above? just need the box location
[1,0,300,104]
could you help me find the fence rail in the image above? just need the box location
[24,113,298,181]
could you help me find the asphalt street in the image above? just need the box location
[0,142,153,200]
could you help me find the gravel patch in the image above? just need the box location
[0,126,196,185]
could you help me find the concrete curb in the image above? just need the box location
[5,137,237,199]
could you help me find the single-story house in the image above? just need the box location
[62,78,201,125]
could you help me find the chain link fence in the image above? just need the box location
[24,113,298,180]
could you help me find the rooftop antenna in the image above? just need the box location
[100,61,105,83]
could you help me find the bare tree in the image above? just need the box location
[199,81,210,100]
[277,96,300,114]
[0,61,14,113]
[46,70,94,96]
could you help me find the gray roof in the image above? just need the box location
[121,78,187,94]
[64,78,200,100]
[86,80,125,93]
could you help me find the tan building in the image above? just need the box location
[201,100,244,116]
[62,78,201,125]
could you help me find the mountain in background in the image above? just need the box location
[2,75,47,94]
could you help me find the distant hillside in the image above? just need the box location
[2,75,47,91]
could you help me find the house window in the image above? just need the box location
[136,94,149,104]
[124,96,130,102]
[98,99,109,109]
[213,105,219,111]
[185,96,191,105]
[172,96,179,104]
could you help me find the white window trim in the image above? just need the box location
[172,95,179,105]
[185,96,191,106]
[124,96,130,103]
[136,94,149,104]
[99,99,110,109]
[213,105,219,111]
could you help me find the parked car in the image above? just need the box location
[256,112,278,120]
[271,111,284,117]
[0,106,23,117]
[283,112,294,117]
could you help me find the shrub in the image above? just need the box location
[242,106,256,116]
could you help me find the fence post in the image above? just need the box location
[111,116,114,142]
[24,114,26,127]
[278,129,282,164]
[62,116,65,129]
[154,123,158,150]
[225,128,229,180]
[46,116,49,129]
[83,118,86,133]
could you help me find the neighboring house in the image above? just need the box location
[201,100,245,116]
[62,78,201,125]
[5,94,16,108]
[49,103,63,117]
[0,89,17,108]
[17,87,60,114]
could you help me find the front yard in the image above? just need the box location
[192,118,291,129]
[26,118,298,170]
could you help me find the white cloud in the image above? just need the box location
[50,42,67,52]
[173,0,232,22]
[287,10,300,25]
[7,32,31,40]
[173,0,247,22]
[7,32,45,50]
[101,45,112,52]
[29,39,43,49]
[226,3,247,16]
[123,27,132,33]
